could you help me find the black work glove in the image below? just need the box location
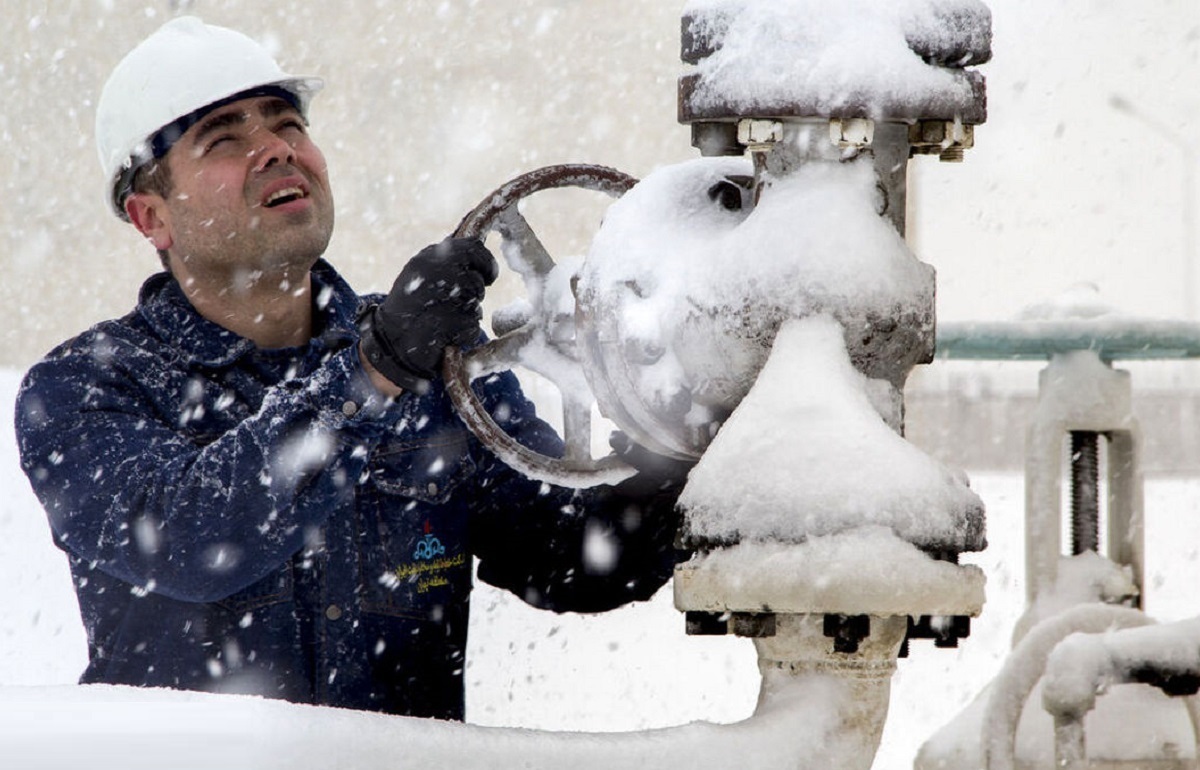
[472,433,694,614]
[609,431,695,499]
[607,431,697,578]
[360,238,499,392]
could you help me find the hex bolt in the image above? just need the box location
[685,611,731,636]
[731,613,777,638]
[737,119,783,152]
[829,117,875,149]
[823,613,871,654]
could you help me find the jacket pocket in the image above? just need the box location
[359,440,474,618]
[368,433,475,504]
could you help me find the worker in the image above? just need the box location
[15,16,686,720]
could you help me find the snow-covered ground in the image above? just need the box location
[3,364,1199,769]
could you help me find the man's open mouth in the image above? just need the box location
[264,186,308,208]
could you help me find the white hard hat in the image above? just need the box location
[96,16,323,220]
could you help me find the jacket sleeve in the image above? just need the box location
[16,340,393,603]
[464,371,683,613]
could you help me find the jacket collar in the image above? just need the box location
[137,259,364,368]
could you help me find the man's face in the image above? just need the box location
[147,95,335,284]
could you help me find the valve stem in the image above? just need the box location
[1069,431,1101,554]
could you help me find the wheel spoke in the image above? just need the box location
[561,392,594,463]
[462,326,534,379]
[497,207,555,279]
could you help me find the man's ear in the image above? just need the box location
[125,193,174,251]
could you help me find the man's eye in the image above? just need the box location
[205,136,234,153]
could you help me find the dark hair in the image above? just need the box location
[127,158,174,268]
[129,156,173,200]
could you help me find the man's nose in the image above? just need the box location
[251,132,296,172]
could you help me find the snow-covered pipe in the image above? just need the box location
[1042,617,1200,766]
[672,540,984,770]
[0,669,893,770]
[753,614,910,770]
[981,604,1154,770]
[0,616,932,770]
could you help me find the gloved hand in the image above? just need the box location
[360,238,499,392]
[607,431,696,571]
[608,431,695,499]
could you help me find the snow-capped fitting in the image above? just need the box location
[95,16,323,220]
[678,0,990,125]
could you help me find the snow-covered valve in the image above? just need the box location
[437,4,990,769]
[661,0,991,542]
[660,3,992,769]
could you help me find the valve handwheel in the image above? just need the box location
[441,164,639,489]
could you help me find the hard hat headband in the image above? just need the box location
[148,85,303,161]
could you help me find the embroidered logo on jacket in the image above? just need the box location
[413,519,446,561]
[389,520,460,595]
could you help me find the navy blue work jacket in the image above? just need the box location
[15,261,675,719]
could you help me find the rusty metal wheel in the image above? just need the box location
[441,164,639,488]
